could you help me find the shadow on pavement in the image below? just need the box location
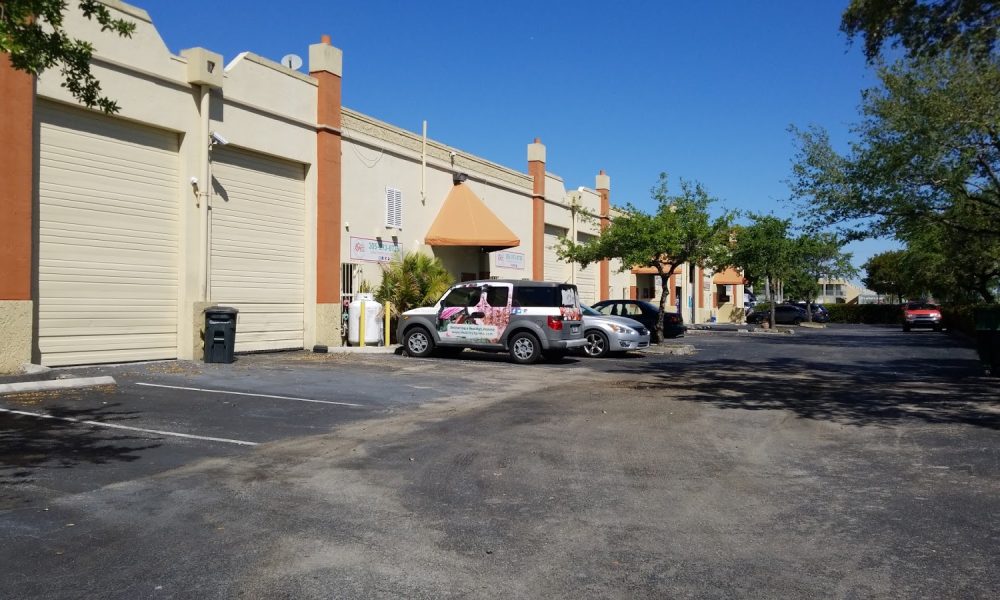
[0,401,160,488]
[607,354,999,430]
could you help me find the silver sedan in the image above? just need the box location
[579,304,652,358]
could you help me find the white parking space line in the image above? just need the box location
[133,382,367,408]
[0,407,258,447]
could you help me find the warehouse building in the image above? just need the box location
[0,1,737,372]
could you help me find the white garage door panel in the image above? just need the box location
[211,147,305,353]
[544,227,569,284]
[576,265,596,305]
[38,102,180,366]
[574,233,597,304]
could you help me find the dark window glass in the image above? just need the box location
[593,303,614,315]
[638,301,659,314]
[513,286,557,307]
[441,287,481,308]
[485,286,509,307]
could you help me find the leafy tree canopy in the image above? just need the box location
[789,52,1000,242]
[842,0,1000,62]
[784,233,857,314]
[558,173,732,335]
[730,215,799,326]
[862,250,922,301]
[1,0,135,113]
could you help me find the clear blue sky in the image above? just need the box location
[138,0,894,274]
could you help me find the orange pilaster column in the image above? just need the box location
[311,36,343,305]
[528,138,546,281]
[0,55,34,301]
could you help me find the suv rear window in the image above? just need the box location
[513,285,578,307]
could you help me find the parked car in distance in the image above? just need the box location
[902,301,943,332]
[579,304,651,358]
[746,304,809,325]
[793,301,830,323]
[590,299,686,340]
[397,280,587,364]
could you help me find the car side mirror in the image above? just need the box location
[469,312,485,319]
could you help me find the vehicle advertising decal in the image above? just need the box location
[438,283,512,344]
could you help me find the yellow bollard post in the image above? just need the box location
[359,300,366,348]
[384,301,391,347]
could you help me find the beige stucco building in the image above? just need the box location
[0,1,736,372]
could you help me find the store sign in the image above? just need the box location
[349,236,402,263]
[495,250,525,270]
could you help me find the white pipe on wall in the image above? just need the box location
[420,120,427,204]
[198,85,211,302]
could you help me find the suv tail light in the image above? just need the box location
[547,315,564,331]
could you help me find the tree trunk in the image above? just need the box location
[977,281,996,304]
[766,276,775,328]
[655,265,678,343]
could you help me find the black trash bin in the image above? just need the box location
[974,306,1000,376]
[204,306,239,364]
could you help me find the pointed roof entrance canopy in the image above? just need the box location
[424,180,519,251]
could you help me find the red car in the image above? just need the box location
[902,302,943,332]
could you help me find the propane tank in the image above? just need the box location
[347,293,384,345]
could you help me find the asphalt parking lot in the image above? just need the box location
[1,325,997,599]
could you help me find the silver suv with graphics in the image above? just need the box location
[398,280,587,364]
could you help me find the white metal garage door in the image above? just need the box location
[37,102,180,366]
[574,232,597,305]
[543,225,569,284]
[210,147,305,353]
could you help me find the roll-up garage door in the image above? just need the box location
[37,102,180,366]
[543,225,569,283]
[210,147,306,353]
[574,232,597,305]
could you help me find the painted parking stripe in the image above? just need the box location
[133,382,366,408]
[0,407,258,447]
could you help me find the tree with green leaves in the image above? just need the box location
[1,1,135,113]
[784,233,857,321]
[730,215,798,328]
[862,250,922,302]
[375,252,454,324]
[557,173,732,339]
[790,53,1000,242]
[842,0,1000,62]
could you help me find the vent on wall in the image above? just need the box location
[385,187,402,229]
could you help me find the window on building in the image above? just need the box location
[824,283,844,298]
[385,187,402,229]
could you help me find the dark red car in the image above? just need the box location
[902,302,943,332]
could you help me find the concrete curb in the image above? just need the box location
[320,346,400,354]
[645,344,696,356]
[0,376,116,395]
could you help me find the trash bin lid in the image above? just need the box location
[204,305,239,316]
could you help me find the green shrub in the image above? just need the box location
[824,304,903,324]
[941,304,999,337]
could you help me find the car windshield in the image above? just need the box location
[906,303,938,310]
[580,304,601,316]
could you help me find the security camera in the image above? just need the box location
[210,131,229,146]
[449,151,457,158]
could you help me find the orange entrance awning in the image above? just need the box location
[424,183,519,250]
[712,267,745,285]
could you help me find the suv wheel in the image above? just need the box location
[583,330,609,358]
[509,332,541,365]
[404,327,434,358]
